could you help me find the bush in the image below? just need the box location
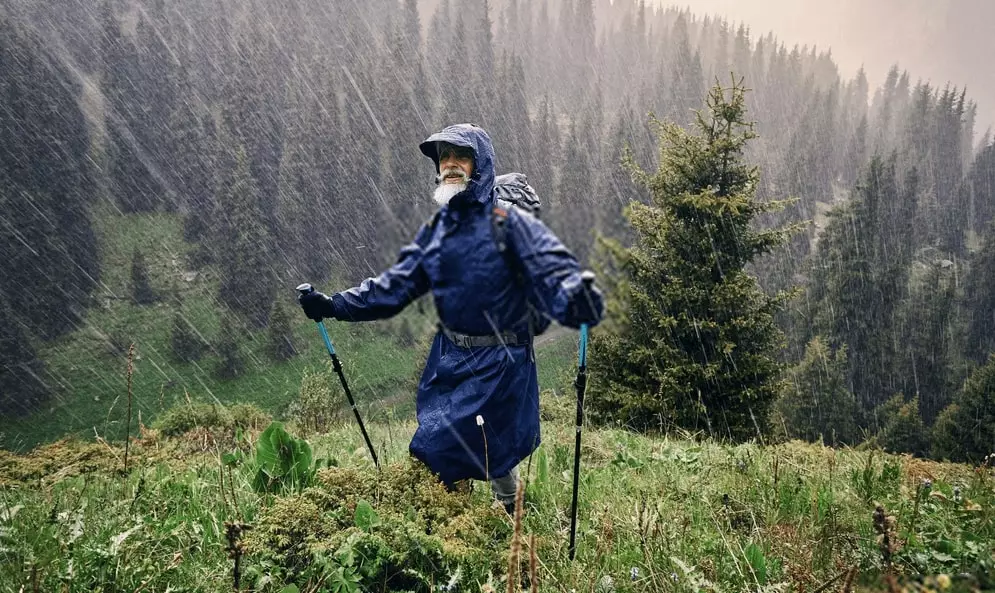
[229,403,272,432]
[243,457,510,590]
[286,367,341,434]
[153,402,269,437]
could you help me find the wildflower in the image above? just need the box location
[922,478,932,491]
[936,574,951,590]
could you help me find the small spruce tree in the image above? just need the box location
[773,337,861,446]
[267,298,297,362]
[215,143,275,327]
[170,310,206,363]
[875,394,929,457]
[587,78,795,440]
[0,302,49,415]
[214,314,245,380]
[931,354,995,463]
[130,248,158,305]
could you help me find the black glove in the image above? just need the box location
[298,289,336,322]
[565,271,604,327]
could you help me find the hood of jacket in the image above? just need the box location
[419,123,496,209]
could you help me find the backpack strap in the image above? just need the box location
[491,201,511,255]
[490,202,544,354]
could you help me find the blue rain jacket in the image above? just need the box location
[327,124,602,485]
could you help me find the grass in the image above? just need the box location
[1,411,992,592]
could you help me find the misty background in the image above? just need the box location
[666,0,995,134]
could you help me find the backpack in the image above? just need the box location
[426,173,552,337]
[490,173,552,337]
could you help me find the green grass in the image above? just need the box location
[1,414,992,592]
[0,207,580,451]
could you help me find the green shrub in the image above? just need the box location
[154,402,233,436]
[153,402,269,437]
[229,403,271,431]
[243,458,509,590]
[286,368,340,434]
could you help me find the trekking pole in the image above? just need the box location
[296,283,379,469]
[568,271,595,561]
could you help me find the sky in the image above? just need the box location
[665,0,995,141]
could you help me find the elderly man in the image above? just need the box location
[299,123,602,513]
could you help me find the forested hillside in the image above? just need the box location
[1,0,992,460]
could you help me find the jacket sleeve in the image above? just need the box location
[329,224,433,322]
[506,209,604,329]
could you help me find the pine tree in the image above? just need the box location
[587,80,792,440]
[103,7,166,213]
[215,142,276,328]
[440,14,478,125]
[666,14,705,126]
[0,301,49,416]
[0,18,97,340]
[130,248,158,305]
[808,157,911,410]
[214,314,244,380]
[930,355,995,463]
[170,310,206,363]
[896,262,957,424]
[874,394,929,457]
[267,298,297,362]
[772,337,861,446]
[554,117,596,264]
[964,221,995,364]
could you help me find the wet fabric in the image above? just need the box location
[328,124,602,485]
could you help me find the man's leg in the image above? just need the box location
[490,465,520,514]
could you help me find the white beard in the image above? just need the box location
[432,180,468,206]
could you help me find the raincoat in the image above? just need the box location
[327,124,601,485]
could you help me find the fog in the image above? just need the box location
[667,0,995,137]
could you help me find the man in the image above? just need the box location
[299,123,602,513]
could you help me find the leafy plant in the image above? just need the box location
[251,422,315,494]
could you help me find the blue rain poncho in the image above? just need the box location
[327,124,602,485]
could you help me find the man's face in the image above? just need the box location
[438,144,474,183]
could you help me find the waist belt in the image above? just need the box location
[438,323,531,348]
